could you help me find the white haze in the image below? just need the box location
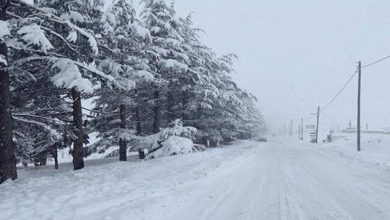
[109,0,390,133]
[171,0,390,133]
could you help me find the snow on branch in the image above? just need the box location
[13,113,65,125]
[17,23,53,53]
[13,116,61,139]
[51,59,93,93]
[6,11,77,52]
[10,56,121,90]
[14,0,99,55]
[72,60,116,83]
[66,21,98,56]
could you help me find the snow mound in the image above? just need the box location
[147,136,194,159]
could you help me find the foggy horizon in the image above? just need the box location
[171,0,390,133]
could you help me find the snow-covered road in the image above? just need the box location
[2,138,390,220]
[170,138,390,220]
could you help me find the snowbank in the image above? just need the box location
[319,132,390,168]
[147,136,194,159]
[1,141,257,220]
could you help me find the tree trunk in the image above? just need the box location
[167,90,175,123]
[39,156,47,166]
[138,149,145,160]
[152,90,160,134]
[181,91,188,121]
[71,88,84,170]
[119,104,127,161]
[0,2,17,184]
[52,143,58,169]
[54,153,58,169]
[135,103,142,136]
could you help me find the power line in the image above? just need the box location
[322,70,358,111]
[307,54,390,142]
[362,54,390,69]
[320,54,390,112]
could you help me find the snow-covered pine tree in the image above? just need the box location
[177,41,225,145]
[141,0,189,133]
[197,54,263,144]
[238,91,264,137]
[140,2,263,146]
[175,15,219,126]
[91,0,155,160]
[6,0,118,171]
[11,77,72,167]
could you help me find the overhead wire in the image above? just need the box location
[321,70,358,111]
[362,54,390,69]
[313,53,390,129]
[321,54,390,112]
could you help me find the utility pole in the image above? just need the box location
[290,120,293,137]
[315,106,320,143]
[298,124,301,140]
[301,118,304,140]
[357,61,362,151]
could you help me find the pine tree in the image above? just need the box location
[141,0,188,132]
[91,0,157,159]
[7,0,118,171]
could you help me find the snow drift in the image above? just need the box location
[147,136,194,159]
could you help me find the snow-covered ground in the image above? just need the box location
[322,132,390,168]
[2,138,390,220]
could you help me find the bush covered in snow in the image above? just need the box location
[146,136,194,159]
[132,120,197,159]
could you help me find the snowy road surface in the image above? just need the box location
[2,138,390,220]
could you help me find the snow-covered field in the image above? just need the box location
[322,132,390,168]
[2,137,390,220]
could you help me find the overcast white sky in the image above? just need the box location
[169,0,390,133]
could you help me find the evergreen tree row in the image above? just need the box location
[0,0,264,184]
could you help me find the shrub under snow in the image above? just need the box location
[131,120,198,159]
[146,136,194,159]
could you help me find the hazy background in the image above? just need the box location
[169,0,390,135]
[101,0,390,135]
